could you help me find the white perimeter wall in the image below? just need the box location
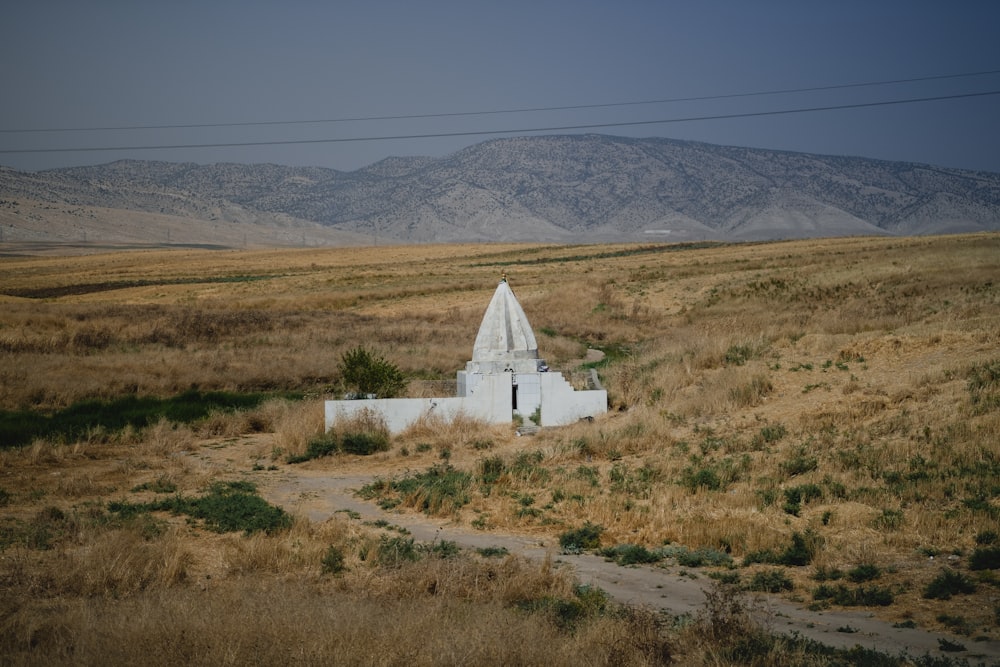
[326,371,607,434]
[539,373,607,426]
[326,374,512,434]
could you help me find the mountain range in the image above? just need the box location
[2,134,999,246]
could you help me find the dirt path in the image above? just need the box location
[256,466,1000,663]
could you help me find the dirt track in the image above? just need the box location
[256,465,1000,664]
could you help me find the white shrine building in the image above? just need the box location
[325,277,607,434]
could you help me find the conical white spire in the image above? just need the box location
[472,279,539,362]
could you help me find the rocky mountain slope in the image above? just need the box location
[2,134,999,245]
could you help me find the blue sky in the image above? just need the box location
[2,1,999,173]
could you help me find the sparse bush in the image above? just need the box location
[340,431,390,455]
[559,523,604,553]
[975,530,998,545]
[288,432,339,463]
[781,446,818,477]
[661,544,733,568]
[599,543,660,566]
[813,583,894,607]
[373,535,420,568]
[923,568,977,599]
[321,545,346,574]
[847,564,881,583]
[748,569,793,593]
[744,530,820,567]
[969,545,1000,570]
[782,483,822,516]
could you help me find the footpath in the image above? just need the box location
[260,468,1000,664]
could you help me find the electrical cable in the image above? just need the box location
[1,89,997,156]
[1,68,999,134]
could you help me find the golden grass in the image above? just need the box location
[2,233,1000,659]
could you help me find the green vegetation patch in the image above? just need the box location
[517,584,611,632]
[813,583,895,607]
[358,464,472,515]
[470,242,727,268]
[287,430,390,463]
[559,522,604,554]
[108,480,292,535]
[2,274,273,299]
[744,530,821,567]
[0,389,300,449]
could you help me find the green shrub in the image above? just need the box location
[782,484,822,516]
[338,346,406,398]
[813,583,894,606]
[744,530,820,567]
[781,446,818,477]
[321,546,346,574]
[847,564,882,583]
[661,545,734,568]
[969,545,1000,570]
[975,530,998,545]
[289,425,389,463]
[758,423,787,444]
[681,466,721,492]
[430,540,461,559]
[748,569,793,593]
[521,584,611,632]
[374,535,420,567]
[287,432,339,463]
[923,568,977,599]
[599,543,660,566]
[559,522,604,553]
[477,455,506,486]
[340,431,390,455]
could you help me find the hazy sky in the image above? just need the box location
[2,1,999,173]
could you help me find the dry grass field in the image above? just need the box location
[1,234,999,665]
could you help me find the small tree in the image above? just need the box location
[338,346,407,398]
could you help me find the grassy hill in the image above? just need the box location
[1,234,998,664]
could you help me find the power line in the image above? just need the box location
[1,89,998,156]
[2,68,999,134]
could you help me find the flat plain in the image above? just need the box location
[1,234,998,665]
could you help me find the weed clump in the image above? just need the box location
[358,464,472,516]
[559,523,604,554]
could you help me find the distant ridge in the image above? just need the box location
[2,134,998,246]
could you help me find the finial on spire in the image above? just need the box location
[501,270,507,283]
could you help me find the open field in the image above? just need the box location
[1,234,999,664]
